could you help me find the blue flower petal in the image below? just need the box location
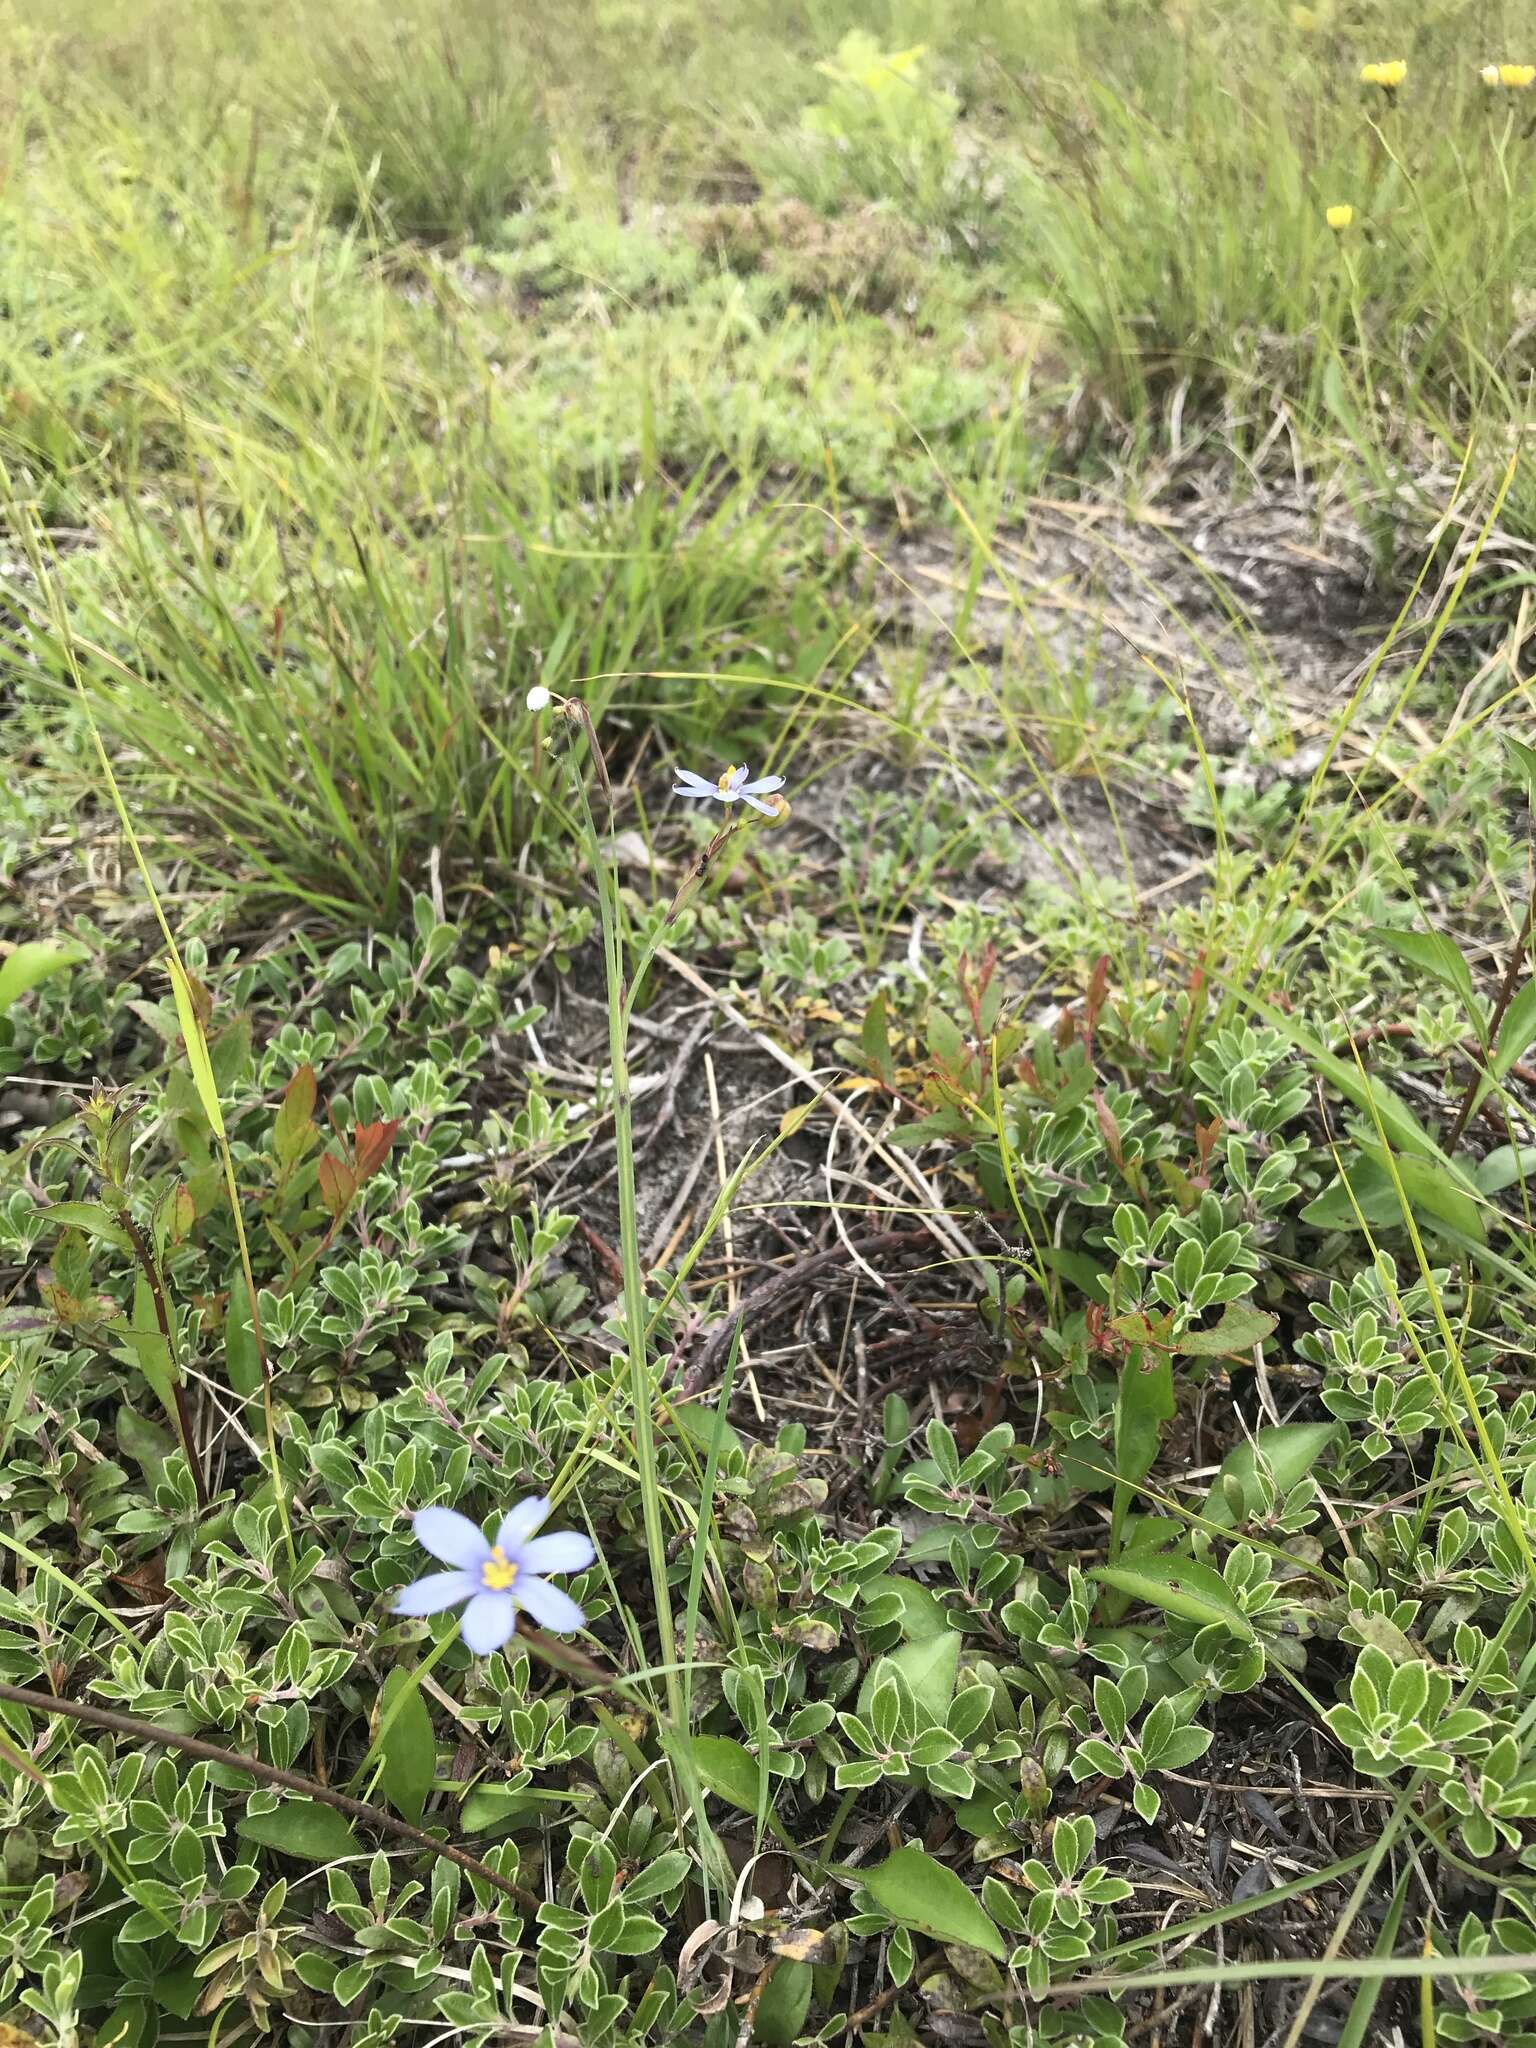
[496,1497,550,1553]
[413,1507,490,1570]
[460,1591,517,1654]
[516,1530,595,1577]
[392,1569,476,1616]
[512,1574,586,1634]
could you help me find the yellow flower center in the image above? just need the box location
[481,1546,519,1591]
[717,764,741,795]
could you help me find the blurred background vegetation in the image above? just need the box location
[4,0,1533,920]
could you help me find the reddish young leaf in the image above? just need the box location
[1085,1303,1123,1359]
[317,1152,358,1219]
[111,1555,169,1606]
[1094,1089,1125,1171]
[957,943,998,1038]
[41,1284,87,1325]
[352,1118,400,1182]
[1084,953,1110,1034]
[279,1063,317,1126]
[167,1182,197,1245]
[1111,1308,1178,1355]
[274,1064,319,1168]
[1195,1115,1223,1176]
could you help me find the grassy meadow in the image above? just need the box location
[3,0,1536,2043]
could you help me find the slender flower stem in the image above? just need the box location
[591,811,732,1905]
[220,1143,297,1572]
[584,794,686,1739]
[555,708,736,1905]
[1446,874,1536,1150]
[118,1208,210,1510]
[548,705,686,1730]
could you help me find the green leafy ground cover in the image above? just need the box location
[3,1,1536,2043]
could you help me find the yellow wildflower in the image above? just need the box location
[1360,60,1407,90]
[1325,204,1353,230]
[1499,63,1536,88]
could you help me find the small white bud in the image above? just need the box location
[526,685,552,712]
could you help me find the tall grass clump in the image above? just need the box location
[1002,0,1536,443]
[8,473,858,920]
[316,0,549,242]
[0,43,480,533]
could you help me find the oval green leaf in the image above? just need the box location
[236,1798,364,1864]
[857,1629,958,1729]
[861,1844,1004,1960]
[460,1784,544,1835]
[685,1732,762,1816]
[225,1273,263,1399]
[668,1400,744,1462]
[1476,1145,1536,1197]
[1202,1423,1340,1529]
[37,1201,134,1252]
[1177,1304,1278,1358]
[1091,1556,1255,1641]
[860,1573,950,1640]
[1253,1004,1443,1164]
[1304,1150,1486,1243]
[0,938,89,1015]
[1493,979,1536,1082]
[1356,1145,1486,1243]
[378,1666,436,1825]
[752,1960,813,2045]
[168,959,227,1140]
[1366,927,1478,1023]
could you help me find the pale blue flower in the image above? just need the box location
[673,764,786,815]
[392,1497,595,1654]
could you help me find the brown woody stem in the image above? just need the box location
[0,1681,532,1906]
